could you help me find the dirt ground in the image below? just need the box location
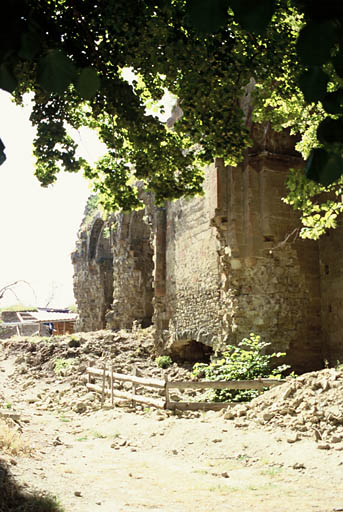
[1,337,343,511]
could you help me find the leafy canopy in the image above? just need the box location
[1,0,343,233]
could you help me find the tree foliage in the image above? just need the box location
[1,0,343,233]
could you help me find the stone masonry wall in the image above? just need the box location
[154,127,324,372]
[154,167,221,359]
[106,209,154,330]
[72,214,113,332]
[212,152,322,373]
[0,323,39,339]
[73,193,154,333]
[319,227,343,365]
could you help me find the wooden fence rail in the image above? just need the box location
[87,367,165,389]
[85,365,286,412]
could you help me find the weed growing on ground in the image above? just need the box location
[260,466,283,478]
[155,355,172,369]
[54,358,76,375]
[26,493,66,512]
[58,415,71,423]
[76,436,88,442]
[68,334,80,343]
[208,484,232,494]
[1,474,65,512]
[0,419,31,456]
[91,430,107,439]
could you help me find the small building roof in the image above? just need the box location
[1,309,78,325]
[30,311,78,323]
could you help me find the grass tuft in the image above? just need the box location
[0,419,31,456]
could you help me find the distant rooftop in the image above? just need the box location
[1,308,78,325]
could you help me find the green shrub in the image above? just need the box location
[54,358,76,375]
[192,333,289,402]
[155,355,173,369]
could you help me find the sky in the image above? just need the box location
[0,74,174,309]
[0,91,104,308]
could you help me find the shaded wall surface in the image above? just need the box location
[72,127,343,372]
[319,228,343,364]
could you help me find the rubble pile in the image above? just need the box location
[0,329,193,414]
[2,330,343,443]
[225,368,343,443]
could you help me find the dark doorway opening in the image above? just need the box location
[170,339,214,364]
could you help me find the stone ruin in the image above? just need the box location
[72,125,343,374]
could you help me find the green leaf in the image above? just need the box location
[296,21,337,66]
[321,90,343,114]
[0,137,6,166]
[298,67,328,103]
[317,118,343,144]
[185,0,229,34]
[229,0,276,34]
[37,50,77,94]
[76,67,101,100]
[0,63,18,93]
[306,148,343,186]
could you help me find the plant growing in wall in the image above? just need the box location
[192,333,290,402]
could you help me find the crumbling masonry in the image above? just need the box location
[72,126,343,373]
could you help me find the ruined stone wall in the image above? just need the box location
[154,126,323,372]
[106,208,154,330]
[153,168,221,360]
[73,193,154,332]
[319,227,343,365]
[72,213,113,332]
[72,125,343,373]
[213,154,322,373]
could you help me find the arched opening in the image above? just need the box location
[88,217,104,260]
[87,217,114,328]
[169,339,214,364]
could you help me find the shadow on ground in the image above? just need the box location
[0,458,64,512]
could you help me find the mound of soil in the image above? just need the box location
[225,368,343,444]
[2,329,343,448]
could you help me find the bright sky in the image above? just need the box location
[0,91,104,308]
[0,74,174,309]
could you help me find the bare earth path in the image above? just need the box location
[1,356,343,512]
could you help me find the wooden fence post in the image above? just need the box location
[87,361,93,387]
[132,365,137,407]
[101,364,106,407]
[164,375,170,410]
[110,364,114,406]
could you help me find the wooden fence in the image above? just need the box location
[86,365,286,412]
